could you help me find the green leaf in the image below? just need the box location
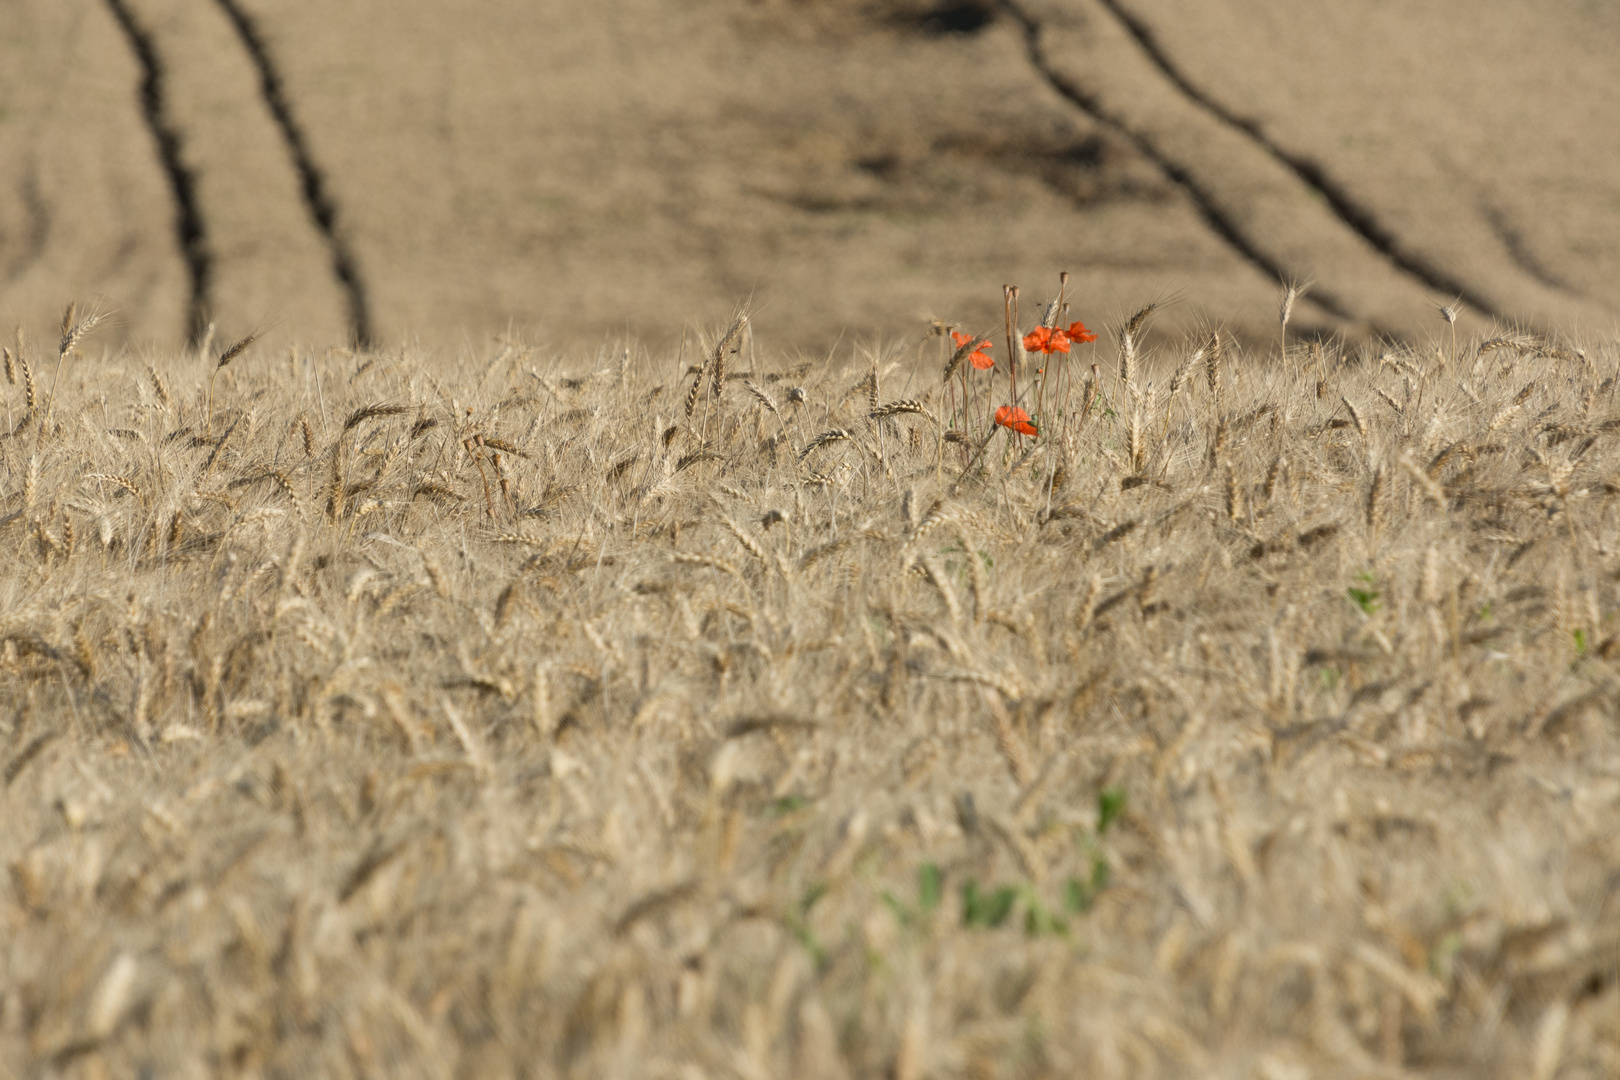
[1024,892,1068,937]
[1347,586,1380,615]
[1090,855,1110,893]
[962,880,985,926]
[799,881,828,917]
[983,886,1018,928]
[1097,787,1126,834]
[962,880,1023,928]
[917,863,942,913]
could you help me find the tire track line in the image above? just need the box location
[2,166,51,285]
[213,0,374,347]
[1480,203,1588,301]
[995,0,1360,326]
[101,0,214,343]
[1089,0,1504,320]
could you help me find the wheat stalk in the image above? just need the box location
[870,399,937,423]
[1278,279,1310,356]
[40,302,109,439]
[684,361,706,420]
[1341,396,1368,440]
[1365,463,1388,541]
[20,354,36,412]
[343,402,412,432]
[942,335,984,383]
[1225,464,1245,523]
[1118,304,1156,388]
[1167,340,1206,401]
[201,330,263,436]
[3,291,1614,1077]
[799,428,852,462]
[1205,329,1224,404]
[709,313,748,401]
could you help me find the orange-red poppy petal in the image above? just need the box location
[969,350,995,369]
[1022,327,1073,354]
[994,405,1037,435]
[1066,320,1098,344]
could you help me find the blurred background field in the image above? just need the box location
[2,0,1619,355]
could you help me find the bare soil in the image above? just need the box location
[4,1,1617,354]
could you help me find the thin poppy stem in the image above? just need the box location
[1004,285,1021,447]
[1035,353,1051,443]
[1058,298,1073,442]
[959,362,971,462]
[1057,346,1077,434]
[1041,319,1063,438]
[1002,285,1014,407]
[1060,345,1078,440]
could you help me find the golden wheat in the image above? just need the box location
[0,299,1614,1080]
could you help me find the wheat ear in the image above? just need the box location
[206,330,263,436]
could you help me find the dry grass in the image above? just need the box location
[1,294,1618,1080]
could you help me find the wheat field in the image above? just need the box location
[1,293,1617,1079]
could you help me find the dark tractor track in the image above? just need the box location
[214,0,375,346]
[1480,203,1589,301]
[1089,0,1506,321]
[3,166,51,285]
[996,0,1361,327]
[102,0,214,344]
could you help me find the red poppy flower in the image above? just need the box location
[994,405,1038,436]
[951,330,995,370]
[1022,326,1072,354]
[1066,321,1098,344]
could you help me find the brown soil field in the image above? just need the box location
[1,300,1618,1077]
[3,1,1619,354]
